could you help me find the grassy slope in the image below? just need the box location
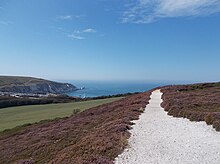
[2,82,219,163]
[0,76,40,86]
[0,91,151,164]
[0,76,72,87]
[0,76,77,94]
[0,97,122,132]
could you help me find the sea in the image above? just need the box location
[66,81,172,98]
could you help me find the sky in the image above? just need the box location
[0,0,220,83]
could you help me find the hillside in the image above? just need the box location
[115,89,220,163]
[0,82,220,163]
[0,76,77,94]
[0,91,151,163]
[0,97,123,132]
[161,82,220,131]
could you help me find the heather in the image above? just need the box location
[0,91,151,163]
[161,82,220,131]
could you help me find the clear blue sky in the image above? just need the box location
[0,0,220,83]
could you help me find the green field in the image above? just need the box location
[0,97,122,132]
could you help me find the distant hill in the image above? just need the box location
[0,76,77,94]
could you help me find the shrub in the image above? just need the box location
[205,114,215,125]
[73,108,81,115]
[189,113,199,121]
[178,110,185,117]
[139,107,145,113]
[197,112,206,121]
[213,121,220,131]
[161,83,220,132]
[17,159,34,164]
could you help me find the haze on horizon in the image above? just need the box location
[0,0,220,83]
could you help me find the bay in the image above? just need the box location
[67,81,169,98]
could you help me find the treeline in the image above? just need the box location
[84,92,140,100]
[0,92,139,109]
[0,95,79,109]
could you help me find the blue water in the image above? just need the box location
[67,81,169,98]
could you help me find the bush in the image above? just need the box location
[161,83,220,132]
[197,112,206,121]
[213,121,220,131]
[73,108,81,115]
[205,114,215,125]
[189,113,199,121]
[139,107,145,113]
[178,110,185,117]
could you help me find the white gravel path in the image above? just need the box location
[115,90,220,164]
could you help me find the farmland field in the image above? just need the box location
[0,97,123,132]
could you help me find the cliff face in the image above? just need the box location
[0,76,77,94]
